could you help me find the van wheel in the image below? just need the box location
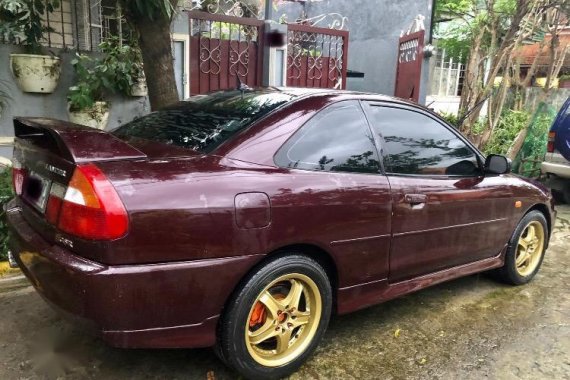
[493,211,548,285]
[216,254,332,380]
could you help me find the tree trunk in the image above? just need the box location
[507,128,528,161]
[133,16,179,111]
[459,28,484,118]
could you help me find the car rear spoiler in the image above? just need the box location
[14,117,147,163]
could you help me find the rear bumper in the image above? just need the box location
[541,161,570,180]
[6,200,261,349]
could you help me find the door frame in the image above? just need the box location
[172,33,190,99]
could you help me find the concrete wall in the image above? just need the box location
[0,44,150,159]
[274,0,434,102]
[523,88,570,113]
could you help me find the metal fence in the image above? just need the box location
[0,0,128,51]
[189,10,265,95]
[286,23,348,90]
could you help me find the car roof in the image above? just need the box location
[178,87,427,115]
[181,86,416,106]
[270,86,400,101]
[271,87,434,115]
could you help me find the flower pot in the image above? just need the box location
[559,79,570,89]
[130,77,148,97]
[68,102,110,130]
[10,54,61,94]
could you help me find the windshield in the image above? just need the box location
[112,90,293,154]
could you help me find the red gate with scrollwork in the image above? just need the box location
[189,10,264,95]
[286,24,348,89]
[394,30,425,102]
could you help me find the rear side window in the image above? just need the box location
[112,90,293,154]
[367,106,480,176]
[275,101,380,174]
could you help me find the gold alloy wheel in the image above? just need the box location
[515,221,545,277]
[245,273,322,367]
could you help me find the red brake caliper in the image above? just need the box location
[249,294,286,327]
[249,302,267,327]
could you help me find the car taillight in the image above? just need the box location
[57,164,129,240]
[547,132,556,153]
[12,159,26,195]
[45,183,66,225]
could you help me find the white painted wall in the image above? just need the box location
[426,95,460,115]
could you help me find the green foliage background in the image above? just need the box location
[439,106,555,178]
[434,0,521,62]
[512,103,556,176]
[483,111,531,156]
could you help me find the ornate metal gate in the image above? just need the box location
[189,10,264,95]
[394,17,426,102]
[287,24,349,89]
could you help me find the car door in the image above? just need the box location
[273,100,392,287]
[364,102,513,282]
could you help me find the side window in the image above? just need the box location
[275,101,380,174]
[368,106,480,176]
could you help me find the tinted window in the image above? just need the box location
[275,101,380,174]
[368,106,480,176]
[113,90,293,154]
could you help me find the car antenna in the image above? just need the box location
[456,93,492,128]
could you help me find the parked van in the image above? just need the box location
[541,97,570,203]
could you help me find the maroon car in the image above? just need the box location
[7,88,555,379]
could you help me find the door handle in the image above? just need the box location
[404,194,427,205]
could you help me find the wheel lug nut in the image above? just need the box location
[287,323,293,328]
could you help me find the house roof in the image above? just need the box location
[513,28,570,68]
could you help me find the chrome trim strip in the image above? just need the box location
[393,217,508,237]
[331,234,391,245]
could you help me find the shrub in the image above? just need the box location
[438,112,460,127]
[437,112,486,136]
[513,107,554,176]
[483,110,531,156]
[0,167,13,261]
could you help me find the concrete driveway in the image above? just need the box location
[1,206,569,380]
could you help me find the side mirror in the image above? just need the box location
[485,154,511,175]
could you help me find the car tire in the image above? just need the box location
[216,254,332,380]
[493,210,548,285]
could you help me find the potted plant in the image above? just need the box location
[67,54,112,129]
[99,36,147,97]
[559,74,570,89]
[0,0,62,93]
[121,37,147,97]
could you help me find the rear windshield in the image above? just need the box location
[112,90,293,154]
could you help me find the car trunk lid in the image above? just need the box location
[11,117,148,247]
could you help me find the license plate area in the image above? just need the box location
[22,172,51,213]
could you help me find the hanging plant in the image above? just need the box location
[67,37,147,128]
[99,36,147,97]
[0,0,63,93]
[67,54,113,129]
